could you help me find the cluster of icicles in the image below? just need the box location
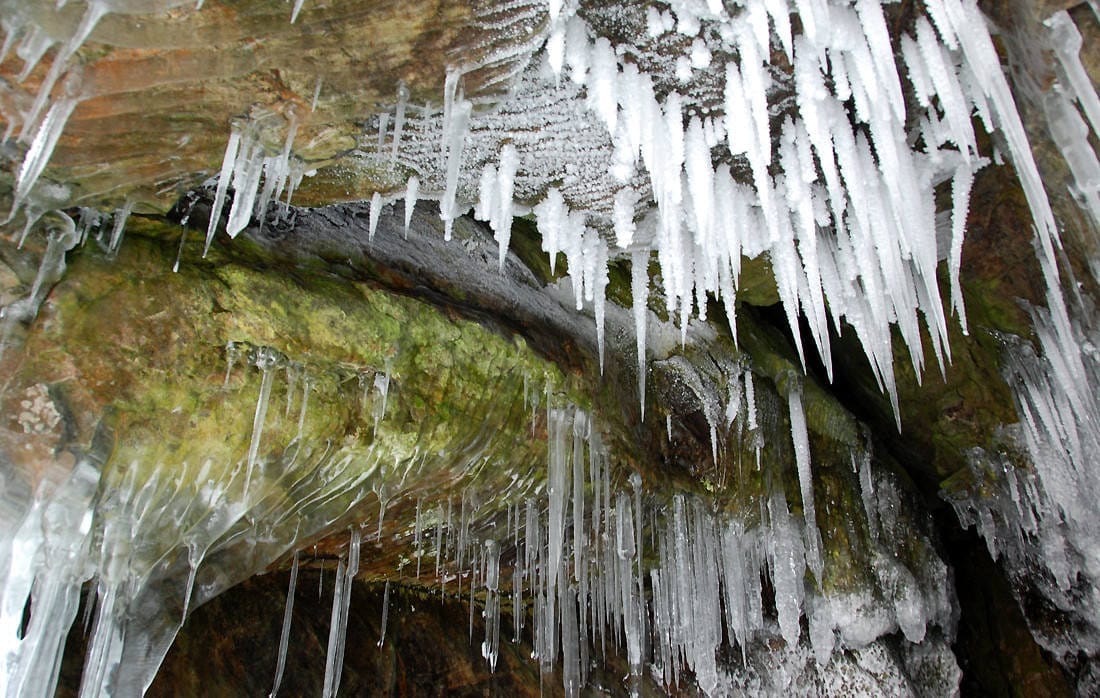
[0,352,956,697]
[2,0,1098,695]
[304,404,955,697]
[367,0,1076,423]
[2,0,1083,418]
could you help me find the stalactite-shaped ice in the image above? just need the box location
[494,144,518,270]
[0,459,98,698]
[787,379,822,581]
[107,200,133,255]
[403,176,419,239]
[377,580,391,647]
[1,212,80,357]
[290,0,307,23]
[948,163,974,331]
[368,192,383,243]
[10,85,80,222]
[204,130,242,256]
[630,250,649,420]
[391,81,410,160]
[321,529,360,698]
[1046,12,1100,139]
[245,348,278,495]
[439,79,472,241]
[481,540,501,671]
[767,488,806,648]
[268,552,299,698]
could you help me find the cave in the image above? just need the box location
[1,0,1099,695]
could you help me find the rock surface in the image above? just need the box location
[1,0,1099,695]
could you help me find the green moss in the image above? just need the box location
[17,219,587,563]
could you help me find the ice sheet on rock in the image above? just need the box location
[1041,12,1100,234]
[949,306,1100,657]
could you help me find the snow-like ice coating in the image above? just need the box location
[1,0,1099,695]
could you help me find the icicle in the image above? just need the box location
[613,189,636,247]
[225,131,267,238]
[295,377,311,441]
[403,176,419,239]
[20,1,105,143]
[1047,11,1100,140]
[10,88,79,221]
[321,529,360,698]
[1,211,79,357]
[173,202,196,273]
[855,0,906,123]
[743,368,758,432]
[391,81,410,160]
[533,188,568,274]
[268,552,299,698]
[468,566,476,643]
[106,200,133,255]
[439,72,472,240]
[948,163,973,332]
[290,0,307,23]
[368,192,382,243]
[587,38,619,133]
[245,348,278,495]
[376,112,389,149]
[204,130,242,256]
[930,0,1083,396]
[591,234,609,373]
[767,487,806,648]
[372,365,391,434]
[787,377,823,582]
[377,580,391,647]
[493,144,518,271]
[482,540,501,671]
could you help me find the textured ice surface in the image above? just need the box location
[948,304,1100,658]
[329,0,1070,422]
[0,0,1091,694]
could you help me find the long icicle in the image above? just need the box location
[268,551,299,698]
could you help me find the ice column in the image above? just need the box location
[321,529,361,698]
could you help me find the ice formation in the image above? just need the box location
[5,0,1067,414]
[0,338,956,698]
[0,0,1098,695]
[941,7,1100,660]
[323,0,1080,423]
[948,302,1100,657]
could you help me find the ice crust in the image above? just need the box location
[1,0,1098,695]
